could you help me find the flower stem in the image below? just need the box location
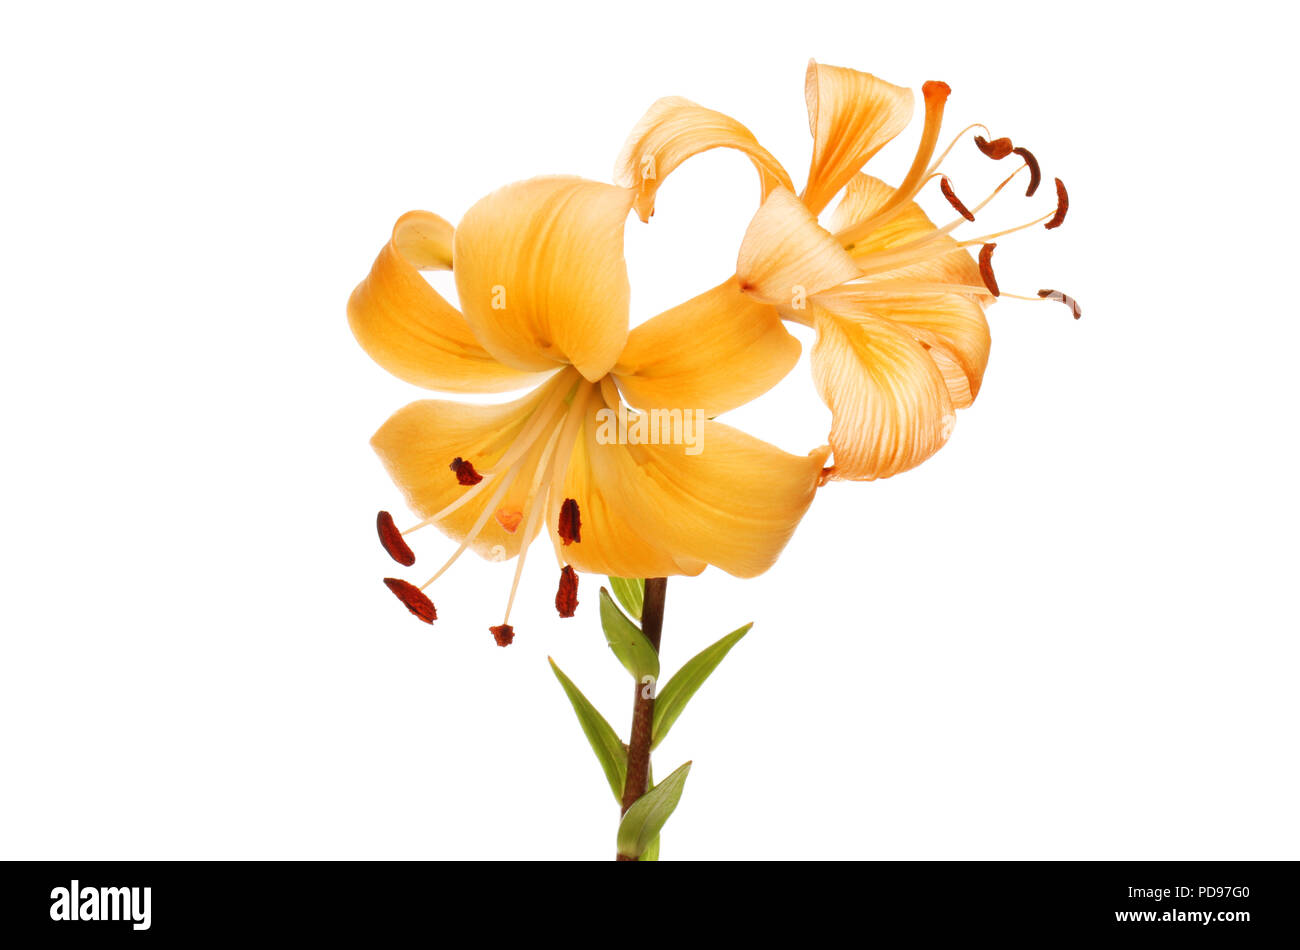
[616,576,667,860]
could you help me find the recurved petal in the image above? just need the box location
[802,61,914,216]
[614,96,795,223]
[348,211,546,393]
[830,174,987,292]
[370,375,572,561]
[612,277,801,416]
[819,289,991,406]
[556,393,828,579]
[736,187,860,308]
[453,177,634,381]
[811,303,955,481]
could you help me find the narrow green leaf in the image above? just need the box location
[616,761,691,859]
[599,588,660,682]
[608,577,645,621]
[548,657,626,803]
[651,623,752,750]
[639,761,660,862]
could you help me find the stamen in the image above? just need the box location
[847,164,1030,279]
[489,624,515,647]
[417,463,521,590]
[1037,289,1082,319]
[958,206,1058,246]
[450,457,483,486]
[924,122,992,175]
[1045,178,1069,230]
[555,565,579,618]
[978,243,1000,297]
[383,578,437,623]
[974,135,1014,159]
[376,510,415,566]
[498,408,571,628]
[558,498,582,546]
[1011,146,1041,196]
[939,176,975,222]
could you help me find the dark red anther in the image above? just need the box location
[974,135,1014,160]
[558,497,581,546]
[383,578,437,623]
[490,624,515,647]
[1037,289,1082,320]
[1045,178,1069,230]
[1012,146,1041,196]
[376,510,415,567]
[449,457,483,486]
[555,565,579,618]
[978,243,1000,297]
[940,176,975,222]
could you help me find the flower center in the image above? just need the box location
[830,80,1079,319]
[378,370,597,642]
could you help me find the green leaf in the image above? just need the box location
[548,657,626,803]
[599,588,660,682]
[638,761,660,861]
[616,761,691,859]
[651,623,752,750]
[608,577,645,622]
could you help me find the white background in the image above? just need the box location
[3,0,1296,860]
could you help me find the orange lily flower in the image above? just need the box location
[616,61,1074,481]
[349,176,828,642]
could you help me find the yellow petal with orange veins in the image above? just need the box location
[612,277,801,417]
[811,303,955,481]
[831,174,987,293]
[802,61,914,216]
[453,176,634,382]
[818,289,990,407]
[737,187,860,308]
[370,375,572,561]
[614,96,794,223]
[556,396,829,579]
[348,211,547,393]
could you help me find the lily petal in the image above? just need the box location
[811,302,955,481]
[348,211,545,393]
[802,61,913,216]
[453,176,635,381]
[370,375,574,561]
[614,96,795,223]
[817,289,990,407]
[556,392,829,578]
[613,277,800,416]
[736,187,859,308]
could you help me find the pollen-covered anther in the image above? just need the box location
[490,624,515,647]
[376,510,415,567]
[979,243,1001,297]
[974,135,1014,160]
[940,176,975,222]
[1045,178,1069,230]
[1037,289,1082,320]
[449,457,483,486]
[383,578,437,623]
[1012,146,1042,196]
[555,565,579,618]
[558,497,582,546]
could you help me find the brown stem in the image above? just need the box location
[615,576,667,860]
